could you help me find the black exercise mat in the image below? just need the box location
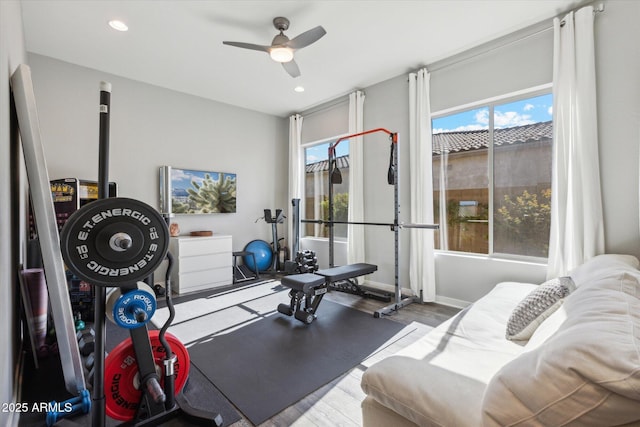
[188,299,406,425]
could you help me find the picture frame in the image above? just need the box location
[160,166,237,214]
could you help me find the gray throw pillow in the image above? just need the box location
[506,276,576,341]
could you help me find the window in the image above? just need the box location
[303,138,350,239]
[432,92,552,258]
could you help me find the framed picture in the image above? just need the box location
[160,166,236,214]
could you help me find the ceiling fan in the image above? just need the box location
[222,17,326,78]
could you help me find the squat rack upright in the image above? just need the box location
[322,128,438,317]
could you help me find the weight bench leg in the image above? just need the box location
[292,285,327,324]
[277,289,301,317]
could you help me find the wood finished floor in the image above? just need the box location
[228,289,461,427]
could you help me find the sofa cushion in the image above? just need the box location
[482,257,640,426]
[569,254,639,287]
[505,276,575,341]
[362,282,535,427]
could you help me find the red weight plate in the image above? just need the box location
[104,330,190,421]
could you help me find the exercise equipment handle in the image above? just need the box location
[160,250,177,409]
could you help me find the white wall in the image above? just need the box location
[0,1,27,423]
[27,54,289,281]
[596,0,640,258]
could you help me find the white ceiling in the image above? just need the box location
[21,0,579,117]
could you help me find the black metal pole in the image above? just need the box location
[328,149,336,267]
[160,250,176,410]
[391,135,401,306]
[291,199,300,257]
[93,81,111,427]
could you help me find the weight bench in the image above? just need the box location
[277,263,378,324]
[318,263,388,301]
[278,273,327,324]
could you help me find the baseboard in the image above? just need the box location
[434,295,471,309]
[361,280,400,295]
[363,280,471,309]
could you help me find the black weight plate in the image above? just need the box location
[60,198,169,287]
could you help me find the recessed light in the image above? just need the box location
[108,20,128,32]
[294,86,305,93]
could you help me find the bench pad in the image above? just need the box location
[281,273,325,293]
[315,263,378,282]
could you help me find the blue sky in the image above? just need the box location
[170,168,235,192]
[432,93,552,133]
[305,139,350,165]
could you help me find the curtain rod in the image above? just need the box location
[425,2,604,74]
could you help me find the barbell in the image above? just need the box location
[301,219,439,230]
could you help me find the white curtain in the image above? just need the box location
[408,69,436,302]
[347,91,365,268]
[547,5,603,279]
[288,114,303,257]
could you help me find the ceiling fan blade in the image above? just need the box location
[282,59,301,78]
[286,26,326,50]
[222,41,270,53]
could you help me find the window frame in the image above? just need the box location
[431,83,553,263]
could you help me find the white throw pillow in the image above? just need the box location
[505,276,575,341]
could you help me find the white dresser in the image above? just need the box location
[168,235,232,295]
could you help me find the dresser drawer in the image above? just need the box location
[175,236,232,257]
[177,267,230,291]
[178,252,231,273]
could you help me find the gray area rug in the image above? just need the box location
[153,280,408,425]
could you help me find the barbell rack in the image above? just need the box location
[316,128,439,318]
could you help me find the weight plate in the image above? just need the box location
[60,198,169,287]
[104,330,190,421]
[106,282,157,329]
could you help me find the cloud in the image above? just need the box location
[306,154,322,163]
[434,106,539,134]
[548,106,553,115]
[433,124,487,134]
[494,111,534,127]
[475,109,489,124]
[476,109,534,128]
[171,169,191,181]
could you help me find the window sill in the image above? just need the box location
[434,250,547,267]
[301,236,348,243]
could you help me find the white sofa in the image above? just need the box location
[361,254,640,426]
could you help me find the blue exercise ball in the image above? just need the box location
[243,240,273,272]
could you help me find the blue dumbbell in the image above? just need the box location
[45,389,90,426]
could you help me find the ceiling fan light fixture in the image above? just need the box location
[270,47,293,63]
[108,20,128,32]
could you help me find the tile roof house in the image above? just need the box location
[432,120,553,154]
